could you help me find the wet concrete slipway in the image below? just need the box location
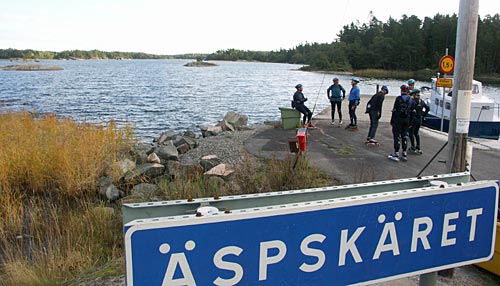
[244,95,500,286]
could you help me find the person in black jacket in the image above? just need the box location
[388,85,411,162]
[408,89,429,154]
[293,84,313,126]
[365,85,388,143]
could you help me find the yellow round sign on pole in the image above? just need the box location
[439,55,455,75]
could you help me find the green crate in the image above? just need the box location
[279,107,301,130]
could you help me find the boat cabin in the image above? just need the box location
[427,78,499,122]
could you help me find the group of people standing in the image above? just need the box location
[325,77,361,129]
[292,78,429,162]
[388,79,429,161]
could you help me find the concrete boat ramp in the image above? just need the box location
[244,95,500,285]
[245,95,500,184]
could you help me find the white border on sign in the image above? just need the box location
[124,181,498,286]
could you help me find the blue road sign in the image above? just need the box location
[124,182,498,286]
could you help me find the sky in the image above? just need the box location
[1,0,499,55]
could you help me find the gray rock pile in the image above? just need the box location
[97,112,252,202]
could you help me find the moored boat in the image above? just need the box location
[422,78,500,139]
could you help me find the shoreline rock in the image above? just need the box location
[101,111,259,202]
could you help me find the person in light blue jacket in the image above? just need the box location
[347,78,360,129]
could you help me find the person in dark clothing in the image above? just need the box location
[293,84,313,126]
[327,78,346,126]
[409,88,429,154]
[365,85,388,143]
[406,79,416,144]
[388,85,411,162]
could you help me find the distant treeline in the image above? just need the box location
[2,13,499,78]
[206,13,500,76]
[0,49,174,60]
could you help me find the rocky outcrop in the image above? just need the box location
[183,61,218,67]
[0,64,63,71]
[98,112,252,202]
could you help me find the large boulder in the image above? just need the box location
[131,143,155,164]
[182,130,197,139]
[97,176,121,201]
[176,143,190,155]
[221,111,248,131]
[173,136,197,155]
[204,163,234,178]
[146,152,161,164]
[156,131,178,145]
[155,141,179,162]
[174,136,197,149]
[199,155,222,172]
[200,125,223,138]
[105,158,136,181]
[105,184,121,201]
[124,163,165,184]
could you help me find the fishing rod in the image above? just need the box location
[311,73,327,115]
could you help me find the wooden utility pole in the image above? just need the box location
[420,1,479,285]
[447,0,479,174]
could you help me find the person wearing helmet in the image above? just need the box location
[388,85,411,161]
[408,88,429,154]
[407,79,415,91]
[365,85,388,144]
[346,78,361,130]
[292,84,313,127]
[326,78,346,127]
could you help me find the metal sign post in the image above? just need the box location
[123,177,498,286]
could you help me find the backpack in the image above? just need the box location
[400,95,410,118]
[415,99,423,116]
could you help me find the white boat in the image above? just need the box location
[422,78,500,139]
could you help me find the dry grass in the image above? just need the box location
[153,154,334,201]
[354,68,436,81]
[0,112,135,286]
[0,112,334,285]
[0,112,134,197]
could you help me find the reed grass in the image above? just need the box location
[354,68,436,81]
[0,112,135,286]
[0,111,334,285]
